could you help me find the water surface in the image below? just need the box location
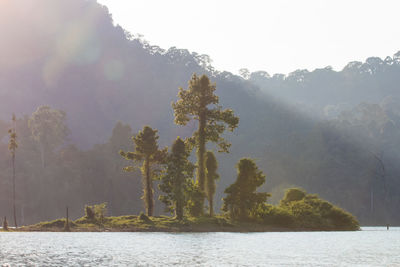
[0,227,398,266]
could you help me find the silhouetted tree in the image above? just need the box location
[8,114,18,228]
[106,121,133,215]
[172,74,239,212]
[205,151,219,216]
[120,126,167,216]
[222,158,269,220]
[159,137,194,220]
[28,106,68,169]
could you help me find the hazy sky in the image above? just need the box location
[97,0,400,75]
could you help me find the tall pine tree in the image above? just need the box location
[172,74,239,212]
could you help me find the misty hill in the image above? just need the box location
[247,54,400,118]
[0,0,399,225]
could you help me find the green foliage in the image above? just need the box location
[84,203,107,223]
[138,212,152,223]
[159,137,195,220]
[120,126,167,216]
[85,205,95,220]
[172,74,239,208]
[254,204,295,227]
[280,188,307,206]
[248,188,360,230]
[186,181,205,217]
[93,203,107,220]
[205,151,219,216]
[286,201,322,228]
[255,188,360,230]
[222,158,270,220]
[36,219,76,229]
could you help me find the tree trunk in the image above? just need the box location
[175,199,183,221]
[12,154,17,228]
[143,158,153,216]
[197,111,206,191]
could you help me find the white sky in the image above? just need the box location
[97,0,400,75]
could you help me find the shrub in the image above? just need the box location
[222,158,269,220]
[138,212,152,223]
[84,203,107,223]
[277,189,360,230]
[287,201,323,228]
[255,204,295,227]
[186,182,205,217]
[325,206,359,230]
[85,206,95,220]
[280,188,306,206]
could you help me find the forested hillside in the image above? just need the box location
[0,0,399,225]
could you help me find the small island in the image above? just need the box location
[16,188,359,232]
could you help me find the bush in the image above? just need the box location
[186,182,205,217]
[277,189,360,230]
[280,188,306,206]
[84,203,107,223]
[287,201,323,228]
[251,188,361,230]
[256,204,295,227]
[85,206,95,220]
[324,206,359,230]
[138,212,152,223]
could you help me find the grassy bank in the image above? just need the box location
[11,214,358,232]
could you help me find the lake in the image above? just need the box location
[0,227,398,266]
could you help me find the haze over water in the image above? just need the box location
[0,227,398,266]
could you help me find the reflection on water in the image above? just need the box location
[0,227,399,266]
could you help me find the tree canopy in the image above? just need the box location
[222,158,269,220]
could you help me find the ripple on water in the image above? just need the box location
[0,228,399,266]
